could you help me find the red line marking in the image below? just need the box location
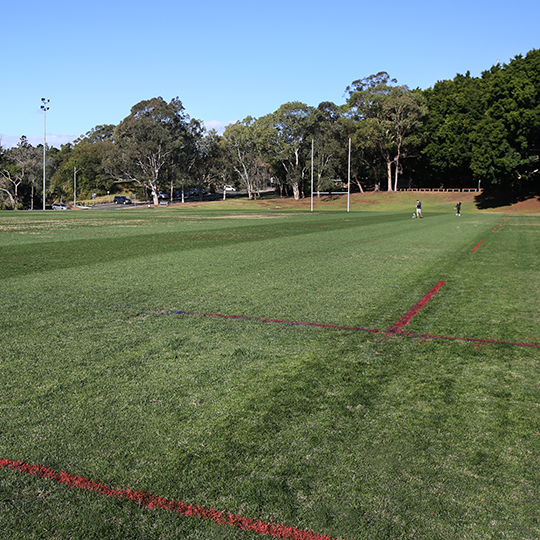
[387,281,446,334]
[471,241,483,252]
[169,306,539,348]
[0,459,340,540]
[171,310,380,335]
[493,216,509,231]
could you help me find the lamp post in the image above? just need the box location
[347,138,351,213]
[41,98,50,209]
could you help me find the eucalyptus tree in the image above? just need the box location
[222,117,269,199]
[0,136,40,209]
[256,102,316,200]
[107,97,191,205]
[345,73,427,191]
[189,127,223,199]
[312,101,348,194]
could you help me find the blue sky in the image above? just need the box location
[1,0,539,148]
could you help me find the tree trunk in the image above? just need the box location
[387,161,393,191]
[292,181,300,200]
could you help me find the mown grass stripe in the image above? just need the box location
[0,459,340,540]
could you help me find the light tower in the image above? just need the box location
[41,98,50,209]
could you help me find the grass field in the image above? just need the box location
[0,194,539,539]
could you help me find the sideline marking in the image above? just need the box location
[493,216,509,231]
[387,281,446,334]
[0,459,339,540]
[471,241,483,252]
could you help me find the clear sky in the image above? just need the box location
[1,0,538,148]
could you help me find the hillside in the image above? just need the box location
[176,190,540,214]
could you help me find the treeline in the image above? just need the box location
[1,49,538,209]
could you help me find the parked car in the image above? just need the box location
[114,196,132,204]
[52,203,70,210]
[224,185,236,192]
[157,191,169,199]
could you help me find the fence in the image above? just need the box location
[398,188,480,192]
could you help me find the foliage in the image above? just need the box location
[50,130,115,203]
[344,73,427,191]
[422,49,540,196]
[471,49,540,192]
[188,128,224,198]
[107,97,192,204]
[312,102,349,192]
[0,137,41,209]
[223,117,270,199]
[422,73,485,188]
[257,102,316,200]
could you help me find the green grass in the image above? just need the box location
[0,201,539,539]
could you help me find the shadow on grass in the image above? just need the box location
[474,187,540,209]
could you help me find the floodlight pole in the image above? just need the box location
[41,98,50,210]
[310,139,314,212]
[347,138,351,212]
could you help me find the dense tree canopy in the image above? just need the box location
[2,48,538,209]
[422,49,540,196]
[107,97,190,205]
[345,73,427,191]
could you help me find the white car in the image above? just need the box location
[52,203,70,210]
[224,185,236,192]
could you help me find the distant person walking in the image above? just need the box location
[456,201,461,216]
[416,200,423,218]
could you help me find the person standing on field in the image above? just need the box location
[416,200,423,218]
[456,201,461,216]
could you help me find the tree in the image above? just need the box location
[258,102,315,200]
[190,128,223,199]
[421,73,486,188]
[50,128,115,203]
[345,73,427,191]
[107,97,190,205]
[312,102,348,194]
[173,118,207,202]
[223,118,269,199]
[470,50,540,193]
[420,50,540,197]
[0,137,40,209]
